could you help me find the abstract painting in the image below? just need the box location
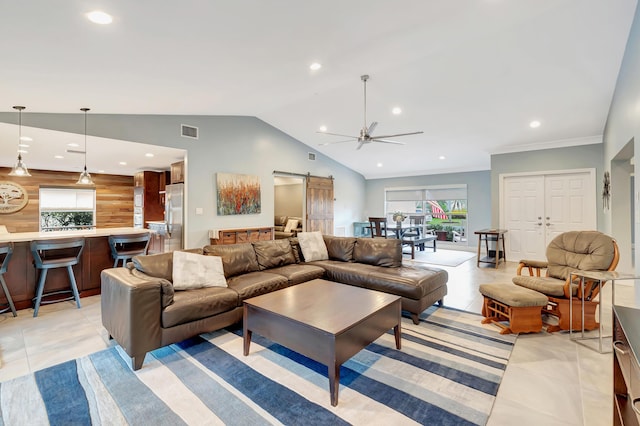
[216,173,261,215]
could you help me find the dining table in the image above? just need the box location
[386,223,428,239]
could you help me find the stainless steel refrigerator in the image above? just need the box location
[164,183,184,251]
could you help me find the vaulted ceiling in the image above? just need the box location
[1,1,636,178]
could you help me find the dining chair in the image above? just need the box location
[368,217,395,238]
[403,215,425,238]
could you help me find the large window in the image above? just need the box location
[39,187,96,232]
[385,185,467,243]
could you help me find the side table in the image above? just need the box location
[569,270,640,353]
[474,229,508,268]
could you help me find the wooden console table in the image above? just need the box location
[474,229,508,268]
[208,226,274,245]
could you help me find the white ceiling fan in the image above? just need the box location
[319,74,424,150]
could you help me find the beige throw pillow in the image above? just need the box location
[284,219,299,233]
[172,251,227,290]
[297,231,329,262]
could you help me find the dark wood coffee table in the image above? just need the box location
[243,279,401,406]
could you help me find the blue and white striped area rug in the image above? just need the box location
[0,306,516,425]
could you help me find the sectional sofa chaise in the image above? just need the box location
[101,235,448,370]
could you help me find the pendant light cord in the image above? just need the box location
[81,108,90,170]
[13,106,25,161]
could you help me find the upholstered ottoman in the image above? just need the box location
[479,283,548,334]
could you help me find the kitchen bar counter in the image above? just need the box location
[0,227,151,243]
[0,227,151,312]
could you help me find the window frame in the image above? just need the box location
[384,184,468,244]
[39,186,97,232]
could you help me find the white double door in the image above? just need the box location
[500,169,596,262]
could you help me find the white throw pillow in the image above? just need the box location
[172,251,227,290]
[297,231,329,262]
[284,219,299,233]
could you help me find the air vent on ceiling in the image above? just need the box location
[181,124,199,139]
[308,152,316,161]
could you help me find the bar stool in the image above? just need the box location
[31,238,85,317]
[0,242,17,317]
[108,233,150,267]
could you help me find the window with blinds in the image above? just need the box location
[39,187,96,231]
[385,185,468,244]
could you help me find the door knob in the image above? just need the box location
[546,223,551,226]
[537,222,542,226]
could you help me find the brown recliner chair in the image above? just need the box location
[513,230,619,332]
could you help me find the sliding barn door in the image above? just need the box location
[306,176,334,235]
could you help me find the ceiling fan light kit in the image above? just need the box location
[318,74,423,150]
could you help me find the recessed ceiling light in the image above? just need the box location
[19,136,32,142]
[87,10,113,25]
[119,161,127,166]
[529,120,541,128]
[18,143,29,148]
[18,149,28,154]
[310,62,322,71]
[392,107,402,115]
[54,155,64,159]
[145,153,154,158]
[439,156,446,160]
[377,162,383,167]
[98,170,105,173]
[67,143,79,147]
[319,125,327,132]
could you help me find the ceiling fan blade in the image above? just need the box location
[316,131,357,138]
[356,141,365,150]
[367,121,378,135]
[372,139,406,145]
[372,131,424,139]
[319,139,357,146]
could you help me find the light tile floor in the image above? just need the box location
[0,251,630,425]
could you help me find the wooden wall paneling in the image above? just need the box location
[0,167,134,232]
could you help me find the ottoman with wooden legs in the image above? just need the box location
[479,283,548,334]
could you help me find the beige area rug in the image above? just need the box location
[404,248,476,267]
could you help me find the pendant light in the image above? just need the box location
[76,107,94,185]
[8,106,31,177]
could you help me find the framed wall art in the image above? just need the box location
[0,181,29,214]
[216,173,261,215]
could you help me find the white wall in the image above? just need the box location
[0,113,366,246]
[275,183,303,218]
[603,2,640,275]
[364,171,490,247]
[490,143,605,229]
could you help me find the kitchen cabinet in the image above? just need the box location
[133,171,164,229]
[134,172,144,187]
[171,161,185,184]
[148,232,165,254]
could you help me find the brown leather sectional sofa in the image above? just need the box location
[101,235,448,370]
[274,215,303,239]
